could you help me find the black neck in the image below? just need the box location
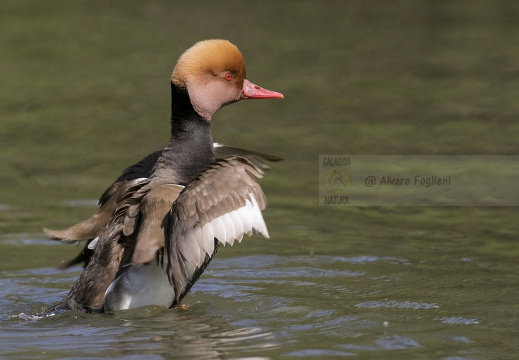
[151,83,214,184]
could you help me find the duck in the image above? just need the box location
[45,39,283,313]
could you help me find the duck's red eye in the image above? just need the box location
[224,73,233,81]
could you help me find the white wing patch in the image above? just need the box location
[180,193,269,271]
[203,192,268,244]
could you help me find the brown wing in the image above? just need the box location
[165,156,269,306]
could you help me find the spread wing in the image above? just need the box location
[165,156,269,306]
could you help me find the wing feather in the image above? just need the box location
[228,210,244,243]
[221,213,236,245]
[211,216,227,244]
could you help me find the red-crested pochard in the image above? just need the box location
[45,39,283,313]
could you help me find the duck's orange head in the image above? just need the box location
[171,39,283,120]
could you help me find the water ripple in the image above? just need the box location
[440,317,479,325]
[355,300,440,310]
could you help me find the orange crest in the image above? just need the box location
[172,39,246,88]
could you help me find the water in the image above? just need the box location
[2,0,519,358]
